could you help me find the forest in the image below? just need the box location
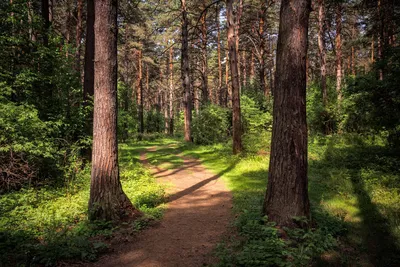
[0,0,399,266]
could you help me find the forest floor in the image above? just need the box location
[89,143,233,267]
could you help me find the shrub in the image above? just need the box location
[192,104,230,145]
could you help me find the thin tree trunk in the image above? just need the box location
[42,0,50,46]
[225,42,231,107]
[181,0,191,142]
[227,0,242,154]
[137,50,144,134]
[75,0,83,71]
[236,0,243,92]
[318,0,327,106]
[263,0,311,227]
[242,50,247,87]
[335,3,342,102]
[259,1,267,97]
[89,0,136,222]
[371,36,375,63]
[250,49,255,84]
[84,0,95,103]
[216,4,223,105]
[169,46,174,135]
[201,2,209,103]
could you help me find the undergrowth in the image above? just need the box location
[178,133,400,266]
[0,141,166,266]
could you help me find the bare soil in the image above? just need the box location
[89,146,233,267]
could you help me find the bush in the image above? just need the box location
[192,104,230,145]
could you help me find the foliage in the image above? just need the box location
[192,104,230,145]
[145,109,164,133]
[0,142,166,266]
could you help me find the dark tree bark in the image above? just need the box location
[201,2,209,103]
[263,0,311,227]
[88,0,136,222]
[335,3,342,101]
[318,0,327,106]
[181,0,192,142]
[75,0,83,71]
[227,0,242,154]
[84,0,95,103]
[41,0,50,46]
[216,4,223,106]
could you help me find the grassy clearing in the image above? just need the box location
[168,133,400,266]
[0,141,167,266]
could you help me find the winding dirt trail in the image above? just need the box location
[91,146,233,267]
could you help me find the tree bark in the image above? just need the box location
[41,0,50,46]
[259,1,267,96]
[216,4,223,106]
[227,0,242,154]
[201,2,209,103]
[136,49,144,134]
[225,42,231,107]
[335,3,342,102]
[89,0,136,222]
[318,0,327,106]
[75,0,83,71]
[84,0,95,104]
[263,0,311,227]
[235,0,243,92]
[169,46,174,135]
[181,0,192,142]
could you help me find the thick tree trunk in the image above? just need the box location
[263,0,311,227]
[75,0,83,71]
[318,0,327,106]
[181,0,191,142]
[227,0,242,154]
[84,0,95,103]
[201,2,209,103]
[136,50,144,134]
[89,0,136,222]
[335,3,342,102]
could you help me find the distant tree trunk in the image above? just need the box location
[335,3,342,102]
[225,42,231,107]
[377,0,383,80]
[181,0,192,142]
[27,1,36,41]
[250,49,255,84]
[262,0,311,227]
[75,0,83,71]
[259,1,267,96]
[242,50,247,87]
[169,46,174,135]
[136,50,144,134]
[227,0,242,154]
[216,4,223,106]
[49,0,54,22]
[89,0,136,222]
[84,0,95,104]
[235,0,243,91]
[371,36,375,64]
[201,2,209,103]
[318,0,327,106]
[42,0,50,46]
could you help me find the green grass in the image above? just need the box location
[168,133,400,266]
[0,141,167,266]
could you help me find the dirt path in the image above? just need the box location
[91,146,233,267]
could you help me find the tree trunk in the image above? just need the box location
[318,0,327,106]
[235,0,243,92]
[335,3,342,102]
[84,0,95,104]
[136,49,144,134]
[225,42,231,107]
[201,2,209,104]
[250,49,255,84]
[227,0,242,154]
[75,0,83,71]
[216,4,223,106]
[42,0,50,46]
[263,0,311,227]
[259,1,267,96]
[169,47,174,135]
[89,0,136,222]
[181,0,192,142]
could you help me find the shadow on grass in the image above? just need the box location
[310,141,400,266]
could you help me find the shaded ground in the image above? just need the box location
[90,145,233,267]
